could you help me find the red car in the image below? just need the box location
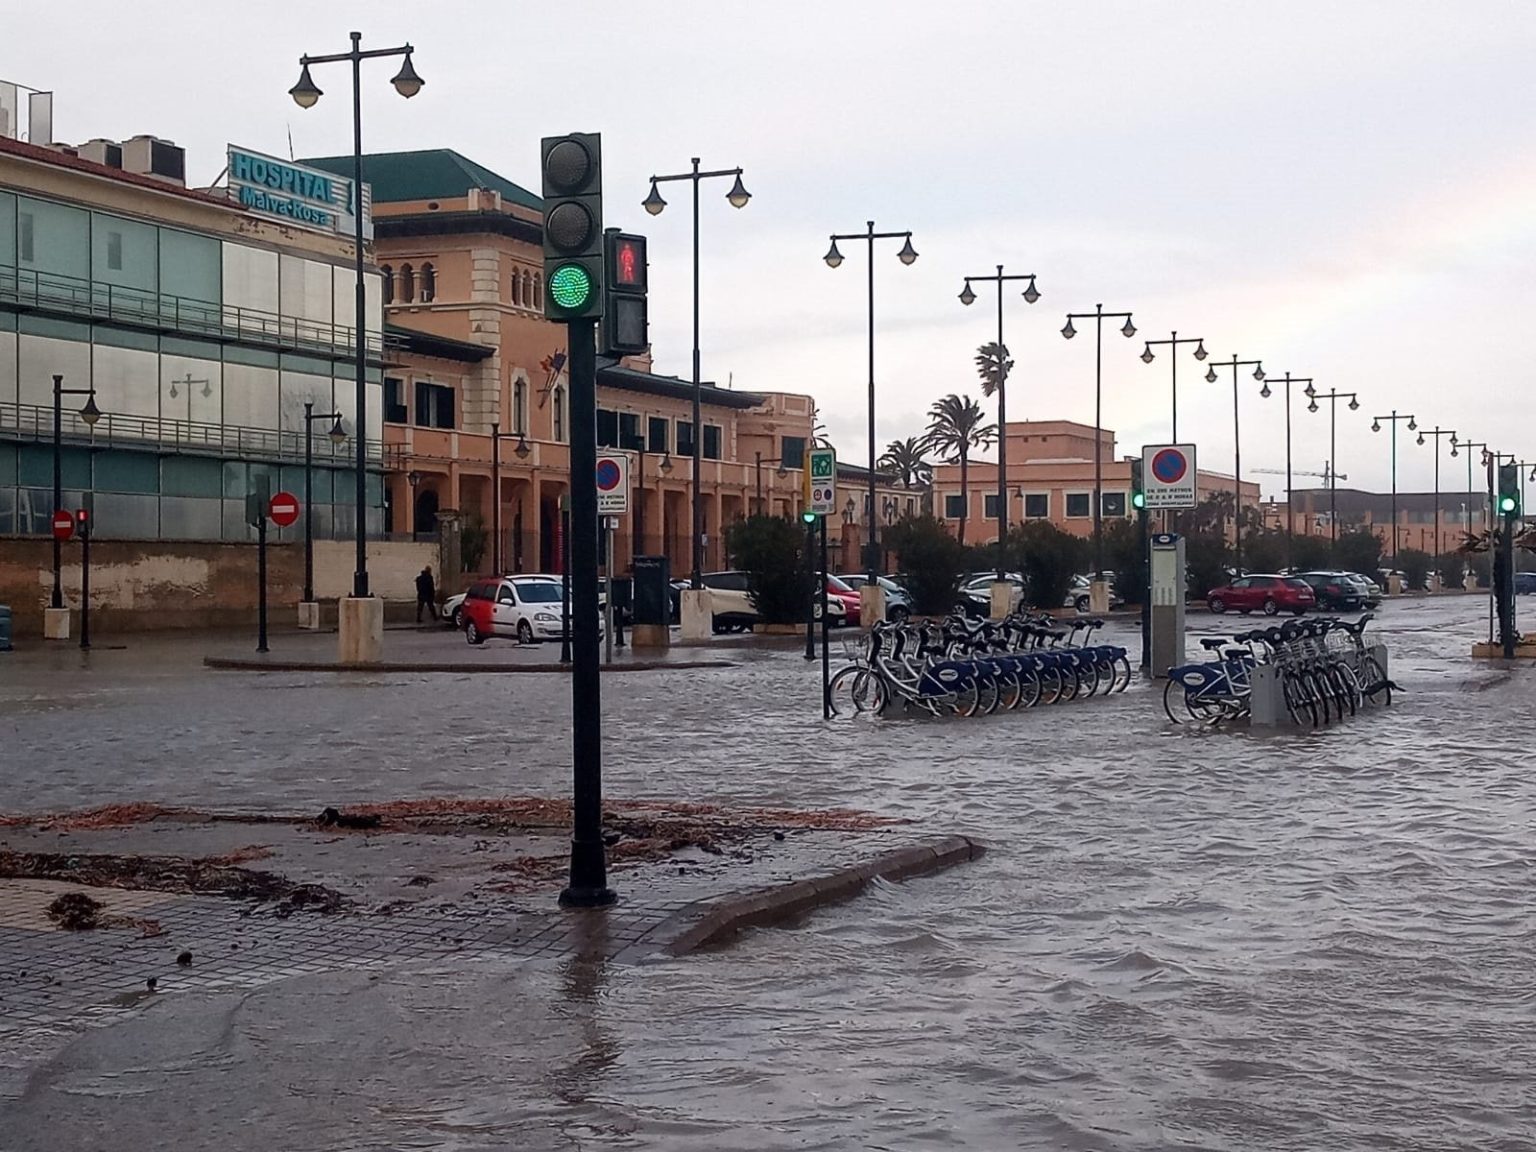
[1206,574,1315,616]
[821,575,862,626]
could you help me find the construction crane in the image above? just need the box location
[1252,464,1346,483]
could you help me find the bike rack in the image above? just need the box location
[1250,642,1390,727]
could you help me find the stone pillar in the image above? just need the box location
[338,596,383,664]
[43,608,71,640]
[680,588,712,641]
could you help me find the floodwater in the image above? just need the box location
[3,597,1535,1149]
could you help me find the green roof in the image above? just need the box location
[302,149,541,210]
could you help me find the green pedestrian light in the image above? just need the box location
[548,263,593,311]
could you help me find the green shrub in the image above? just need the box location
[1435,550,1465,589]
[460,513,488,573]
[724,515,812,624]
[1397,548,1432,591]
[885,515,967,615]
[1101,519,1147,605]
[1184,531,1232,598]
[1333,528,1383,578]
[1004,521,1083,610]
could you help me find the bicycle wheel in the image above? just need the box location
[1037,665,1064,705]
[1331,663,1360,717]
[1282,674,1316,727]
[1163,678,1186,723]
[976,671,1002,716]
[827,665,878,715]
[1079,661,1102,699]
[950,680,983,718]
[1359,655,1391,706]
[1113,655,1132,692]
[1307,671,1333,725]
[996,669,1024,712]
[1017,667,1044,709]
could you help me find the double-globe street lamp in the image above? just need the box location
[489,422,531,574]
[1258,372,1314,567]
[1370,410,1417,559]
[643,158,751,588]
[1062,305,1135,581]
[1306,388,1359,549]
[825,222,918,584]
[290,32,424,601]
[1204,354,1266,572]
[50,374,101,612]
[1417,425,1457,562]
[301,401,347,604]
[1139,331,1208,441]
[959,266,1041,585]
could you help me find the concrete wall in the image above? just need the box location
[0,538,440,637]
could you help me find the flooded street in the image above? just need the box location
[4,596,1535,1149]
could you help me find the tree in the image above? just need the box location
[1436,550,1466,590]
[1003,521,1083,610]
[1184,530,1232,599]
[810,404,831,449]
[922,393,996,547]
[460,513,488,573]
[974,342,1012,397]
[724,515,812,625]
[878,437,932,490]
[1101,519,1148,606]
[884,514,967,615]
[1333,527,1383,578]
[1397,548,1432,591]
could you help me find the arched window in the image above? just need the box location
[381,265,394,305]
[399,264,415,304]
[533,273,543,309]
[552,383,566,443]
[522,270,533,309]
[511,268,521,306]
[420,263,436,303]
[513,379,528,435]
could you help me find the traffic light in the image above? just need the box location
[801,510,818,525]
[601,229,648,356]
[540,133,604,321]
[1130,458,1146,511]
[1498,462,1520,516]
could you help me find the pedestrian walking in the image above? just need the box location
[416,566,438,623]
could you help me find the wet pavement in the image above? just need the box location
[2,595,1535,1150]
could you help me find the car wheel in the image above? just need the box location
[712,617,726,635]
[517,619,535,645]
[1208,597,1226,614]
[1075,595,1090,613]
[889,605,910,624]
[1292,607,1308,616]
[451,606,465,630]
[1262,598,1279,616]
[465,620,483,646]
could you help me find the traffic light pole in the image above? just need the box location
[560,318,615,909]
[78,504,91,652]
[804,517,817,661]
[821,515,831,719]
[257,512,269,654]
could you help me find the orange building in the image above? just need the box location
[305,149,821,579]
[930,419,1259,544]
[1264,487,1491,553]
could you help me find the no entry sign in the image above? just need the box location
[51,509,74,541]
[1141,443,1198,509]
[595,454,630,515]
[268,491,301,528]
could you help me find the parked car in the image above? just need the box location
[1206,574,1316,616]
[1515,572,1536,595]
[959,572,1025,617]
[1066,574,1124,613]
[1295,571,1365,612]
[819,575,861,625]
[443,591,468,629]
[1348,573,1384,606]
[700,570,759,633]
[835,574,914,622]
[462,575,583,645]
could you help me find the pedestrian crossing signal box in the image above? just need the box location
[1149,532,1185,679]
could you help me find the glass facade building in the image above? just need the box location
[0,180,386,543]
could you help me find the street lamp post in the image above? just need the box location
[643,158,751,590]
[960,266,1040,582]
[290,32,424,602]
[489,422,531,574]
[753,452,789,515]
[1204,355,1266,572]
[406,470,420,538]
[1417,426,1457,567]
[1305,389,1359,551]
[302,401,347,603]
[1371,410,1417,559]
[634,448,672,557]
[50,374,101,612]
[1062,304,1135,581]
[825,221,918,584]
[1139,331,1208,441]
[1258,373,1314,568]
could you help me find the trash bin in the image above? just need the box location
[0,605,12,652]
[631,556,670,628]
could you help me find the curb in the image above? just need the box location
[657,834,986,957]
[202,657,737,674]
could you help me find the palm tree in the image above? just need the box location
[878,437,932,491]
[810,404,832,448]
[922,393,997,546]
[974,342,1013,398]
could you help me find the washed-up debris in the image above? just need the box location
[46,892,104,930]
[317,807,382,830]
[176,950,192,967]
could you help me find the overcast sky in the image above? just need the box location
[7,1,1535,497]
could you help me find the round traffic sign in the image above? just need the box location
[52,509,74,541]
[595,459,623,491]
[1151,448,1189,484]
[268,492,301,528]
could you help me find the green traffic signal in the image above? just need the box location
[1497,463,1521,516]
[1131,490,1146,510]
[801,510,818,524]
[548,263,593,311]
[1499,493,1518,514]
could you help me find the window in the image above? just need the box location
[944,494,966,519]
[983,493,1001,519]
[780,436,806,469]
[432,385,455,429]
[18,212,34,262]
[513,379,528,435]
[533,274,542,308]
[510,269,521,306]
[399,264,415,304]
[702,424,722,460]
[415,380,431,427]
[553,385,567,442]
[1101,491,1126,517]
[497,585,516,604]
[1024,493,1049,518]
[382,265,394,305]
[106,230,123,271]
[413,381,455,429]
[420,262,436,303]
[384,377,407,423]
[647,416,669,453]
[619,412,642,450]
[677,421,695,457]
[1066,492,1091,518]
[596,408,618,448]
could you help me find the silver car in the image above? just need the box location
[836,574,914,622]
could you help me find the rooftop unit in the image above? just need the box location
[120,134,185,186]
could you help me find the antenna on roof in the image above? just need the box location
[287,124,295,161]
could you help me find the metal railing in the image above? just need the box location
[0,400,380,464]
[0,264,387,360]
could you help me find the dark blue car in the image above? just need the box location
[1515,572,1536,595]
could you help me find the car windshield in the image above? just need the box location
[826,574,855,592]
[512,581,563,603]
[1286,578,1312,588]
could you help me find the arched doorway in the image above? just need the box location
[413,487,439,540]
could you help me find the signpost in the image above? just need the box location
[805,447,837,516]
[1142,444,1198,510]
[596,454,630,516]
[269,491,300,529]
[51,509,74,542]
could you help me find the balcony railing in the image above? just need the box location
[0,264,389,360]
[0,400,380,465]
